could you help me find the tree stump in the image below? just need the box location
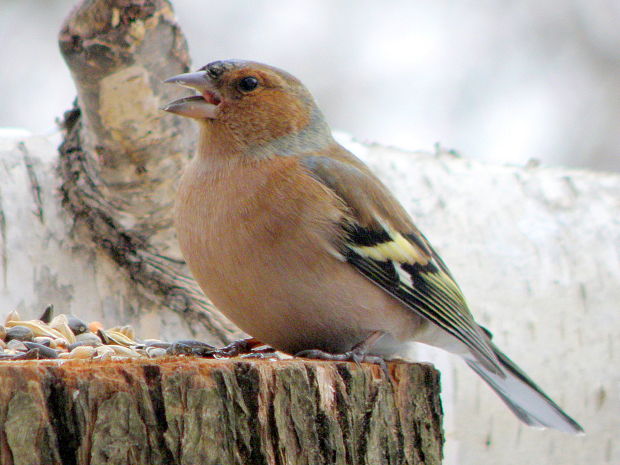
[0,359,443,465]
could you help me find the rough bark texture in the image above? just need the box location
[58,0,195,254]
[0,359,443,465]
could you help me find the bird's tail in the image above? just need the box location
[465,342,584,434]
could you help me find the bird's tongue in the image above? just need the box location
[203,90,221,105]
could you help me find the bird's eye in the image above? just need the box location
[238,76,259,92]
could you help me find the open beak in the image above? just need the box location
[162,71,222,119]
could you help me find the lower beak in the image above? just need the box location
[162,71,220,119]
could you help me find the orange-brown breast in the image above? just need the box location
[174,154,423,354]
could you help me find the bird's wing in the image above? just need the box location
[300,151,502,374]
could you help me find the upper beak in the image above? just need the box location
[162,71,221,119]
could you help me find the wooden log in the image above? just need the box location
[0,359,443,465]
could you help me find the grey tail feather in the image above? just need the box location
[465,342,584,434]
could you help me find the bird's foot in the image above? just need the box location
[237,347,280,360]
[166,337,272,358]
[295,331,389,377]
[166,339,217,356]
[217,337,272,357]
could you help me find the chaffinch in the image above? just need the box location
[163,60,583,433]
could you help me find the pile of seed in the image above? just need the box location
[0,305,243,361]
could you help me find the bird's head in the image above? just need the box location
[163,60,332,154]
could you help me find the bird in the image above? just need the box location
[162,59,583,434]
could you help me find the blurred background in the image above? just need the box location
[1,0,619,171]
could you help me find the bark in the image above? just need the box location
[0,359,443,465]
[59,0,195,253]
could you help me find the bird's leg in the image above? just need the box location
[296,330,389,376]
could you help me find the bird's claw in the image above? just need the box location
[165,337,272,358]
[296,330,390,377]
[218,337,271,357]
[295,348,390,378]
[166,340,216,356]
